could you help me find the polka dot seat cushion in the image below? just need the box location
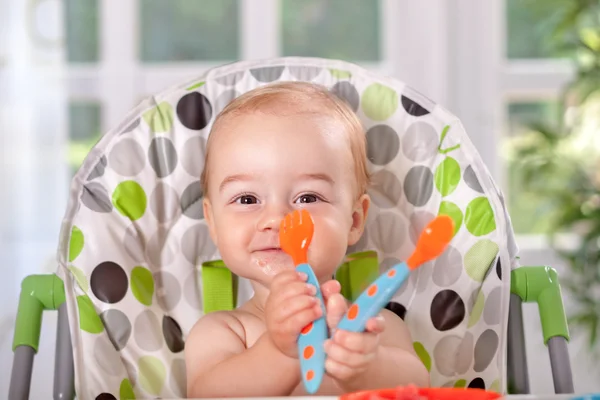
[57,57,518,399]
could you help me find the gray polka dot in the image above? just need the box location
[81,182,113,213]
[250,66,284,82]
[181,181,204,219]
[94,335,125,376]
[182,224,216,266]
[150,183,181,223]
[170,358,187,397]
[347,229,368,254]
[330,81,359,112]
[366,125,400,165]
[145,228,179,271]
[124,224,146,263]
[87,155,107,181]
[215,71,245,86]
[432,246,462,287]
[404,166,434,207]
[468,288,482,314]
[109,138,146,176]
[183,270,201,310]
[181,136,207,178]
[134,309,163,351]
[456,332,474,374]
[402,122,439,162]
[100,309,131,350]
[409,211,435,246]
[122,117,140,133]
[415,262,433,293]
[483,287,502,325]
[464,165,484,193]
[369,212,406,253]
[289,66,322,81]
[474,329,499,372]
[214,90,240,115]
[153,271,182,312]
[370,169,402,208]
[433,335,462,377]
[149,137,178,178]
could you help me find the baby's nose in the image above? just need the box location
[257,204,289,231]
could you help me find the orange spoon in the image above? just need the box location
[337,215,454,332]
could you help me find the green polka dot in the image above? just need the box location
[454,379,467,388]
[468,290,485,327]
[435,157,461,196]
[438,201,463,237]
[69,226,84,262]
[143,101,174,133]
[138,356,166,395]
[76,295,103,334]
[465,197,496,236]
[412,341,431,372]
[490,379,500,393]
[186,81,205,91]
[112,181,147,221]
[120,378,135,400]
[68,266,88,293]
[131,266,154,306]
[465,240,499,282]
[361,83,398,121]
[329,69,351,79]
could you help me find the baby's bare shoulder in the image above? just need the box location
[379,308,415,350]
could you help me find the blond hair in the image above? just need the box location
[201,81,370,197]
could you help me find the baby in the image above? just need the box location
[185,81,429,397]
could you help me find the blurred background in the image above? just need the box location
[1,0,600,396]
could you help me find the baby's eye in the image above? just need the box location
[296,194,319,204]
[236,195,258,205]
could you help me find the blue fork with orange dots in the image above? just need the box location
[280,210,454,394]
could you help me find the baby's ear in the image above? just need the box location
[348,193,370,246]
[203,198,218,246]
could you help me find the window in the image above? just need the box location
[502,0,576,237]
[68,101,102,175]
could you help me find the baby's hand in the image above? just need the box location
[264,270,322,358]
[322,289,386,384]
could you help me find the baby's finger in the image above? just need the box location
[324,358,359,382]
[320,279,341,302]
[273,281,317,304]
[334,330,379,354]
[271,270,307,291]
[365,314,386,334]
[282,304,322,335]
[274,295,318,323]
[324,339,374,369]
[326,293,347,331]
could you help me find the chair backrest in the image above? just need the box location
[56,57,518,399]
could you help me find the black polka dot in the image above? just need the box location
[385,302,406,320]
[96,394,117,400]
[401,95,430,116]
[180,181,204,219]
[468,377,486,389]
[330,82,359,112]
[496,258,502,280]
[163,316,185,353]
[91,262,128,304]
[366,125,400,165]
[430,289,465,331]
[176,92,212,130]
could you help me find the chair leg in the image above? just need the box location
[9,346,35,400]
[507,293,530,394]
[54,303,75,400]
[547,336,574,394]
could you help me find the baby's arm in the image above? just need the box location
[185,311,300,398]
[334,308,430,392]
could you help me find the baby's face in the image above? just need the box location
[203,111,368,287]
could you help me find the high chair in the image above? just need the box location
[8,57,574,399]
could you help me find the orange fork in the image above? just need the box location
[279,209,328,394]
